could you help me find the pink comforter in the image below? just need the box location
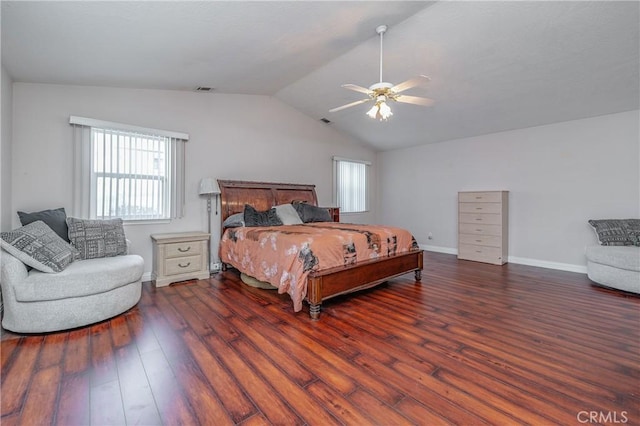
[219,222,419,312]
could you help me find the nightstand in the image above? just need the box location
[151,232,210,287]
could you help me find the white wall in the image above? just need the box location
[10,83,376,277]
[378,110,640,272]
[1,66,12,232]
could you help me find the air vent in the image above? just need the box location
[195,87,214,92]
[320,118,331,124]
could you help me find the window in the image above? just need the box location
[333,157,370,213]
[71,116,187,221]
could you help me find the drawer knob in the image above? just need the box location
[476,207,483,210]
[178,246,191,252]
[476,229,482,232]
[178,262,191,268]
[475,240,482,243]
[475,218,483,221]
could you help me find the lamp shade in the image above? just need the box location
[199,177,220,195]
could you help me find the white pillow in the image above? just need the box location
[274,204,303,225]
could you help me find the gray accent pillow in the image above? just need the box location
[623,219,640,247]
[17,207,70,242]
[67,217,127,259]
[222,212,245,228]
[588,219,635,246]
[0,221,78,273]
[243,205,282,227]
[274,204,303,225]
[292,202,332,223]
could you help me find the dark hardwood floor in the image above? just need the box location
[1,251,638,425]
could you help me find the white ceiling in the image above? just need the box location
[2,1,639,151]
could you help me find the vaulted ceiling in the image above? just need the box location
[2,1,638,151]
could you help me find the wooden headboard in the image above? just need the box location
[217,179,319,223]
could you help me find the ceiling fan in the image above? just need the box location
[329,24,434,121]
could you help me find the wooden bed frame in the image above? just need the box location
[217,179,424,319]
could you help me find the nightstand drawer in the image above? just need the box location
[459,234,502,247]
[165,255,203,276]
[165,241,202,258]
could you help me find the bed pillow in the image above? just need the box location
[67,217,127,259]
[588,219,634,246]
[0,221,78,273]
[274,204,303,225]
[243,205,283,227]
[292,202,332,223]
[17,207,70,242]
[223,212,245,228]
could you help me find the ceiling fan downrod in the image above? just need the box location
[376,25,387,84]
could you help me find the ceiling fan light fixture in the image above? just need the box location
[366,99,393,121]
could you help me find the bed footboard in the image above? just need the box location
[306,250,424,319]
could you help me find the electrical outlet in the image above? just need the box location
[211,262,222,272]
[428,232,433,240]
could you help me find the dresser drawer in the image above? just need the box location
[459,223,502,236]
[459,202,502,214]
[459,213,502,225]
[165,255,203,276]
[459,192,503,203]
[458,244,505,264]
[459,234,502,247]
[165,241,202,258]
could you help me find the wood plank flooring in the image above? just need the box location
[1,251,639,425]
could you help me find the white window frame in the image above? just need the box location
[333,156,371,214]
[70,116,188,222]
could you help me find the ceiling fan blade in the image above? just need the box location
[341,84,373,95]
[394,95,435,107]
[329,98,371,113]
[391,75,431,94]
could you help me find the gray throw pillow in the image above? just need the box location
[243,205,283,227]
[623,219,640,247]
[0,221,78,273]
[67,217,127,259]
[588,219,634,246]
[292,202,332,223]
[274,204,303,225]
[17,207,70,242]
[222,212,245,228]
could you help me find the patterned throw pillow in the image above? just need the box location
[623,219,640,247]
[243,205,283,227]
[67,217,127,259]
[0,221,78,273]
[588,219,635,246]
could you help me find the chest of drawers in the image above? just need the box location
[458,191,509,265]
[151,232,210,287]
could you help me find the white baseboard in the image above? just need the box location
[507,256,587,274]
[142,272,154,282]
[418,244,587,274]
[419,244,458,255]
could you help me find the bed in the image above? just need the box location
[217,179,424,319]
